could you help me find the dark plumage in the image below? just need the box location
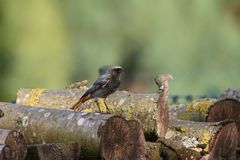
[70,66,124,111]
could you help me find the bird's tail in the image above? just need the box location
[70,94,91,110]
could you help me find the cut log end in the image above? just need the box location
[209,122,238,160]
[100,116,130,160]
[207,98,240,146]
[0,129,27,160]
[128,120,146,160]
[100,116,146,160]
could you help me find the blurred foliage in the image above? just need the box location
[0,0,240,100]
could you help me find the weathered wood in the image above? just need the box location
[25,142,79,160]
[100,116,130,160]
[16,88,159,134]
[0,145,10,160]
[128,120,146,160]
[100,116,145,160]
[0,103,146,158]
[207,98,240,147]
[154,74,173,138]
[145,142,162,160]
[208,122,238,160]
[169,98,216,121]
[0,129,27,160]
[167,119,237,160]
[0,102,131,157]
[145,119,238,160]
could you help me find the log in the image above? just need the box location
[25,142,79,160]
[169,98,216,121]
[0,102,145,158]
[0,145,10,160]
[154,74,173,138]
[16,88,218,122]
[0,102,112,157]
[207,98,240,147]
[145,119,238,160]
[0,129,27,160]
[220,88,240,102]
[16,88,159,134]
[99,116,146,160]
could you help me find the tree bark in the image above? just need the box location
[16,88,159,134]
[146,119,238,160]
[0,102,145,158]
[0,129,27,160]
[169,98,216,121]
[0,102,113,157]
[25,143,79,160]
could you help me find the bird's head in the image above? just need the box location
[107,65,124,78]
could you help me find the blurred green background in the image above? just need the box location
[0,0,240,101]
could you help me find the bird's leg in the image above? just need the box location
[104,98,111,113]
[94,98,102,113]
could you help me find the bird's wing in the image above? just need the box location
[80,74,111,98]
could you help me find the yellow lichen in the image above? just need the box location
[24,88,46,106]
[186,98,216,114]
[174,126,188,133]
[199,131,212,144]
[178,112,191,120]
[82,108,93,112]
[126,106,134,118]
[198,131,212,152]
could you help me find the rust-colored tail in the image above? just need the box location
[70,95,91,110]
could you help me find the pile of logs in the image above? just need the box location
[0,76,239,159]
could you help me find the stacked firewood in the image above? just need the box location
[0,77,239,159]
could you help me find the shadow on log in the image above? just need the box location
[26,143,79,160]
[0,129,27,160]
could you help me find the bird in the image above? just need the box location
[70,65,124,112]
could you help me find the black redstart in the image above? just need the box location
[71,65,124,112]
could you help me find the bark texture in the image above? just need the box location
[0,103,145,158]
[0,102,112,157]
[16,88,159,134]
[154,73,172,138]
[25,143,79,160]
[0,129,27,160]
[161,119,237,160]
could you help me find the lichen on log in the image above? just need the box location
[165,119,238,160]
[169,98,216,121]
[0,102,112,157]
[0,103,146,158]
[16,88,159,134]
